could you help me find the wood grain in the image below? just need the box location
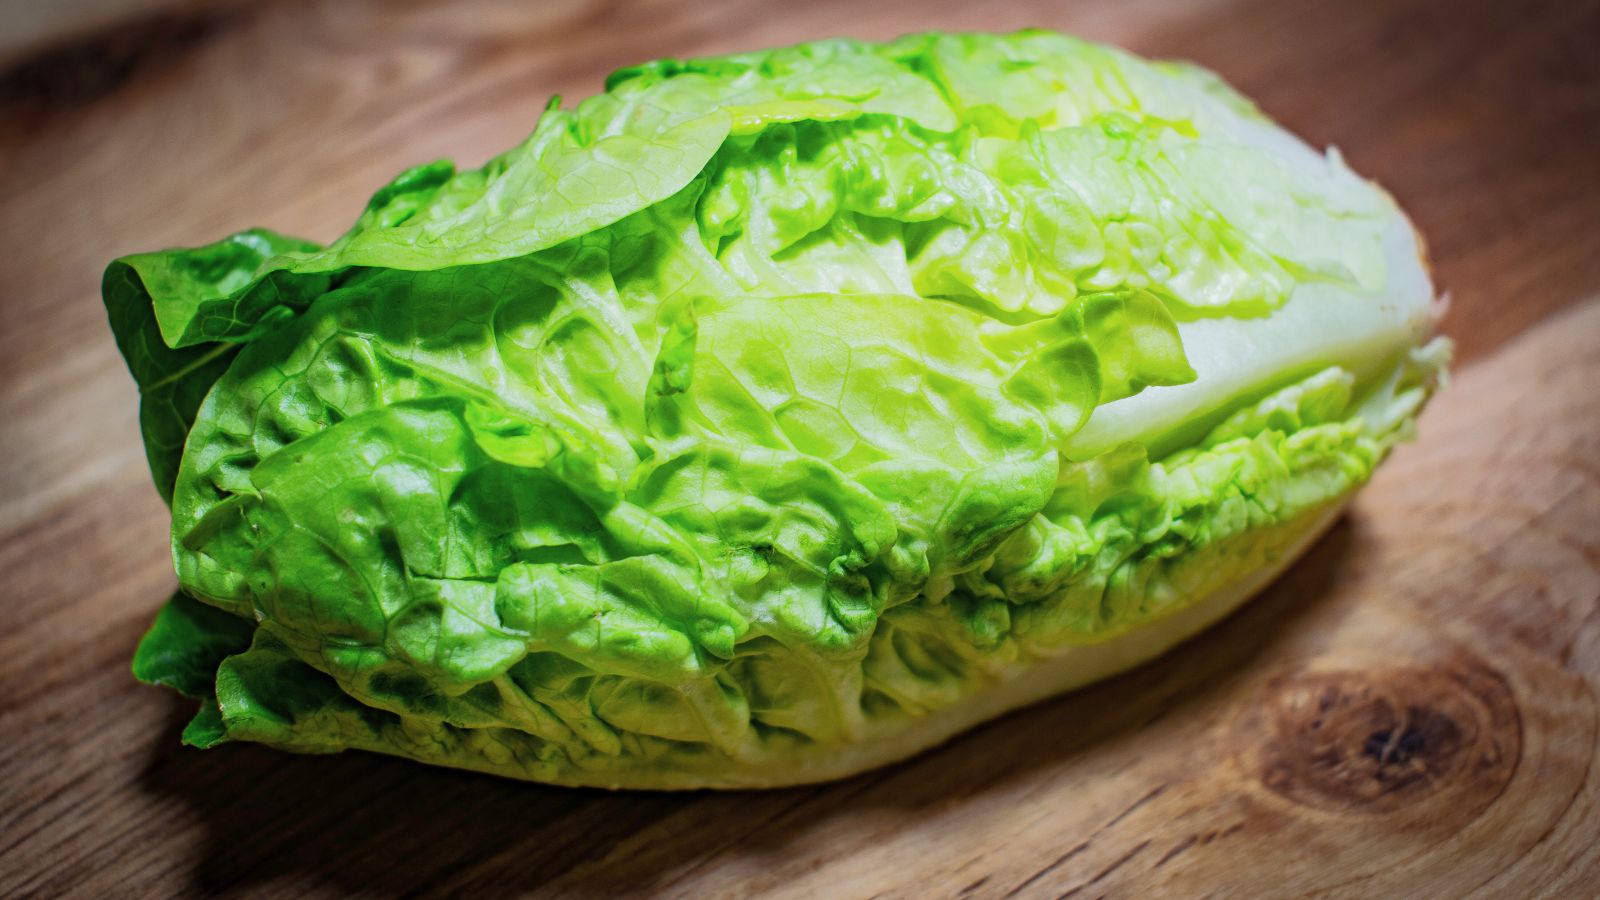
[1,0,1598,896]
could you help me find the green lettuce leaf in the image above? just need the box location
[103,228,326,501]
[132,590,256,698]
[105,30,1445,787]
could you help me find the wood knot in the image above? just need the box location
[1234,659,1520,815]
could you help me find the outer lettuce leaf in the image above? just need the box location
[118,31,1391,323]
[103,229,326,501]
[131,591,256,748]
[132,591,256,699]
[103,30,1443,785]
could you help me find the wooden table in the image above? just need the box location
[3,0,1598,895]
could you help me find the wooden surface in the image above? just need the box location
[2,0,1599,896]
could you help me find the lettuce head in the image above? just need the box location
[107,30,1447,788]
